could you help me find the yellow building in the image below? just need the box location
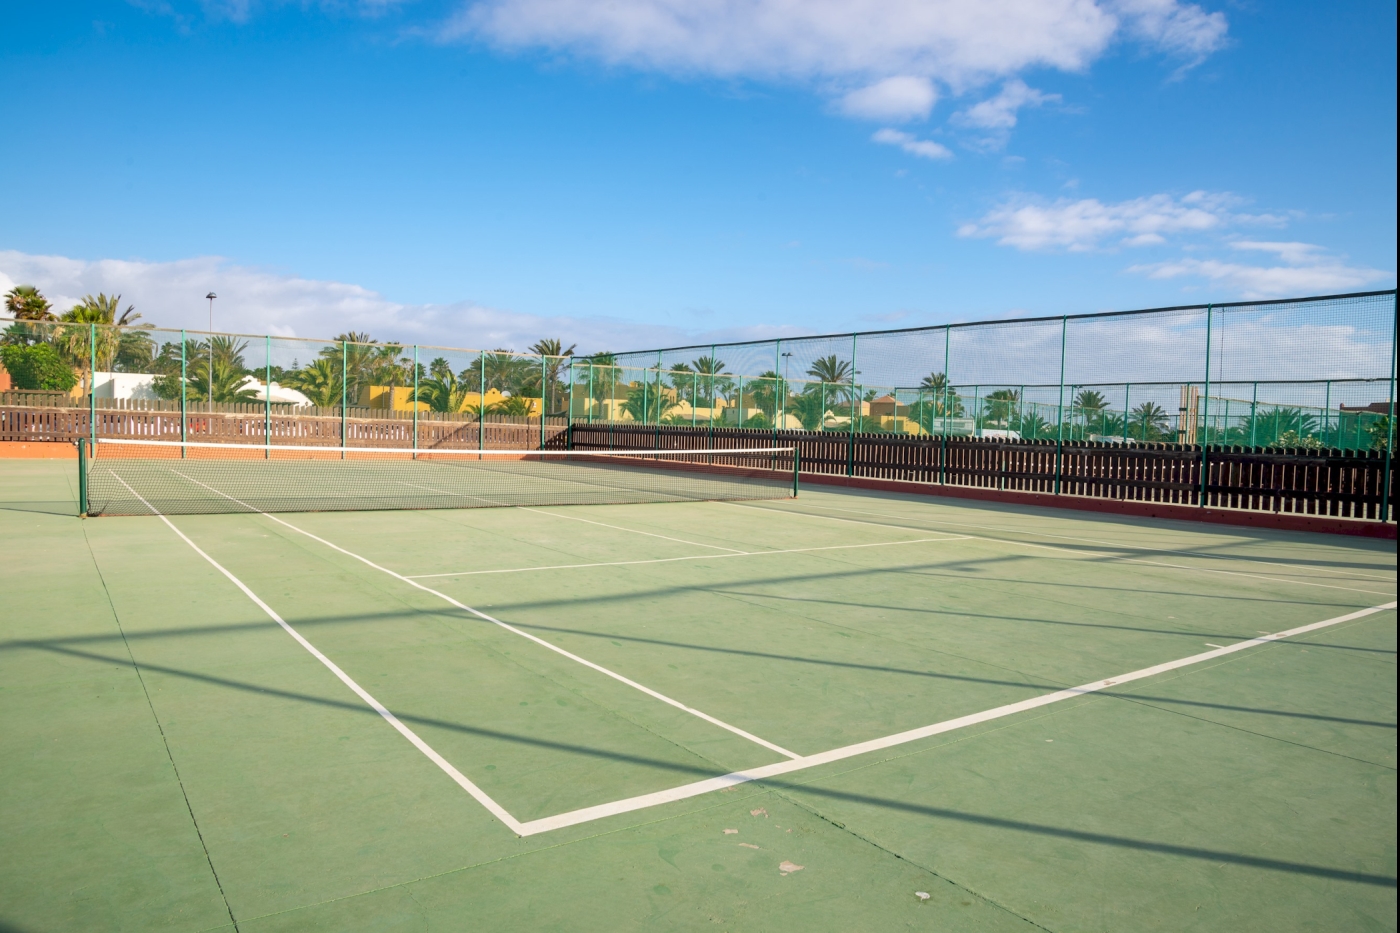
[360,385,542,417]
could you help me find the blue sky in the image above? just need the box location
[1,0,1394,352]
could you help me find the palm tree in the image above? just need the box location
[984,388,1020,426]
[529,338,576,415]
[288,358,345,408]
[746,371,786,420]
[1072,389,1108,438]
[490,395,535,417]
[689,355,733,408]
[55,294,142,392]
[805,356,853,404]
[413,369,472,413]
[5,285,54,320]
[1130,402,1170,442]
[623,381,676,423]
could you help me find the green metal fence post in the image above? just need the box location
[88,322,96,446]
[1199,305,1213,506]
[265,335,271,458]
[1122,384,1130,445]
[540,352,547,449]
[847,335,858,477]
[1381,292,1397,522]
[1323,380,1332,447]
[941,326,950,484]
[341,340,348,459]
[413,345,420,459]
[1054,316,1066,495]
[691,371,697,429]
[180,330,187,457]
[1249,382,1257,448]
[479,348,487,456]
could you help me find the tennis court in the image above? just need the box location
[1,450,1395,932]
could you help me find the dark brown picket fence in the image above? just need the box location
[568,423,1395,522]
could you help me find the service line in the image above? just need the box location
[407,536,970,579]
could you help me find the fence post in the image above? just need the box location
[479,348,487,456]
[1200,305,1213,506]
[709,343,716,449]
[540,352,547,449]
[341,340,348,459]
[1052,313,1064,493]
[848,334,858,476]
[88,322,96,446]
[180,331,187,457]
[265,334,271,458]
[1122,383,1130,445]
[413,345,420,458]
[1249,382,1257,448]
[1381,292,1397,522]
[941,326,950,485]
[1323,380,1331,447]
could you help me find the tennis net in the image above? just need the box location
[79,439,799,516]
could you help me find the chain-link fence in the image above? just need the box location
[599,291,1396,454]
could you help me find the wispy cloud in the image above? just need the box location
[872,128,953,160]
[0,251,799,353]
[1128,243,1392,299]
[957,190,1269,251]
[952,79,1060,150]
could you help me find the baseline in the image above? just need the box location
[517,600,1396,835]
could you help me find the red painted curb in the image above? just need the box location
[798,472,1397,539]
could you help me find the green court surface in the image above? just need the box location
[1,457,1395,932]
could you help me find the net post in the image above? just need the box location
[1199,304,1213,506]
[792,445,800,498]
[76,438,87,517]
[341,339,348,460]
[88,322,96,447]
[264,334,271,459]
[180,330,187,458]
[413,345,419,459]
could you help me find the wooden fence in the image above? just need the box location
[0,403,567,451]
[570,423,1395,522]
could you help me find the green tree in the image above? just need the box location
[413,369,472,413]
[983,388,1020,425]
[53,294,143,392]
[287,358,345,408]
[0,343,77,391]
[1072,389,1107,437]
[689,355,733,408]
[745,371,786,420]
[154,337,258,403]
[529,338,575,415]
[1130,402,1170,441]
[5,285,54,320]
[623,381,676,423]
[805,356,853,405]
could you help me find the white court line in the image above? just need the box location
[169,469,801,761]
[775,500,1398,583]
[407,536,970,579]
[396,480,743,553]
[108,473,526,835]
[730,502,1395,596]
[515,600,1396,835]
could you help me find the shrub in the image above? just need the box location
[0,344,78,391]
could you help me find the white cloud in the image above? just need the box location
[0,251,796,354]
[958,190,1246,251]
[449,1,1228,93]
[956,79,1059,130]
[839,76,937,121]
[1128,252,1392,300]
[872,128,953,160]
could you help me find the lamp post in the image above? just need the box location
[205,292,217,415]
